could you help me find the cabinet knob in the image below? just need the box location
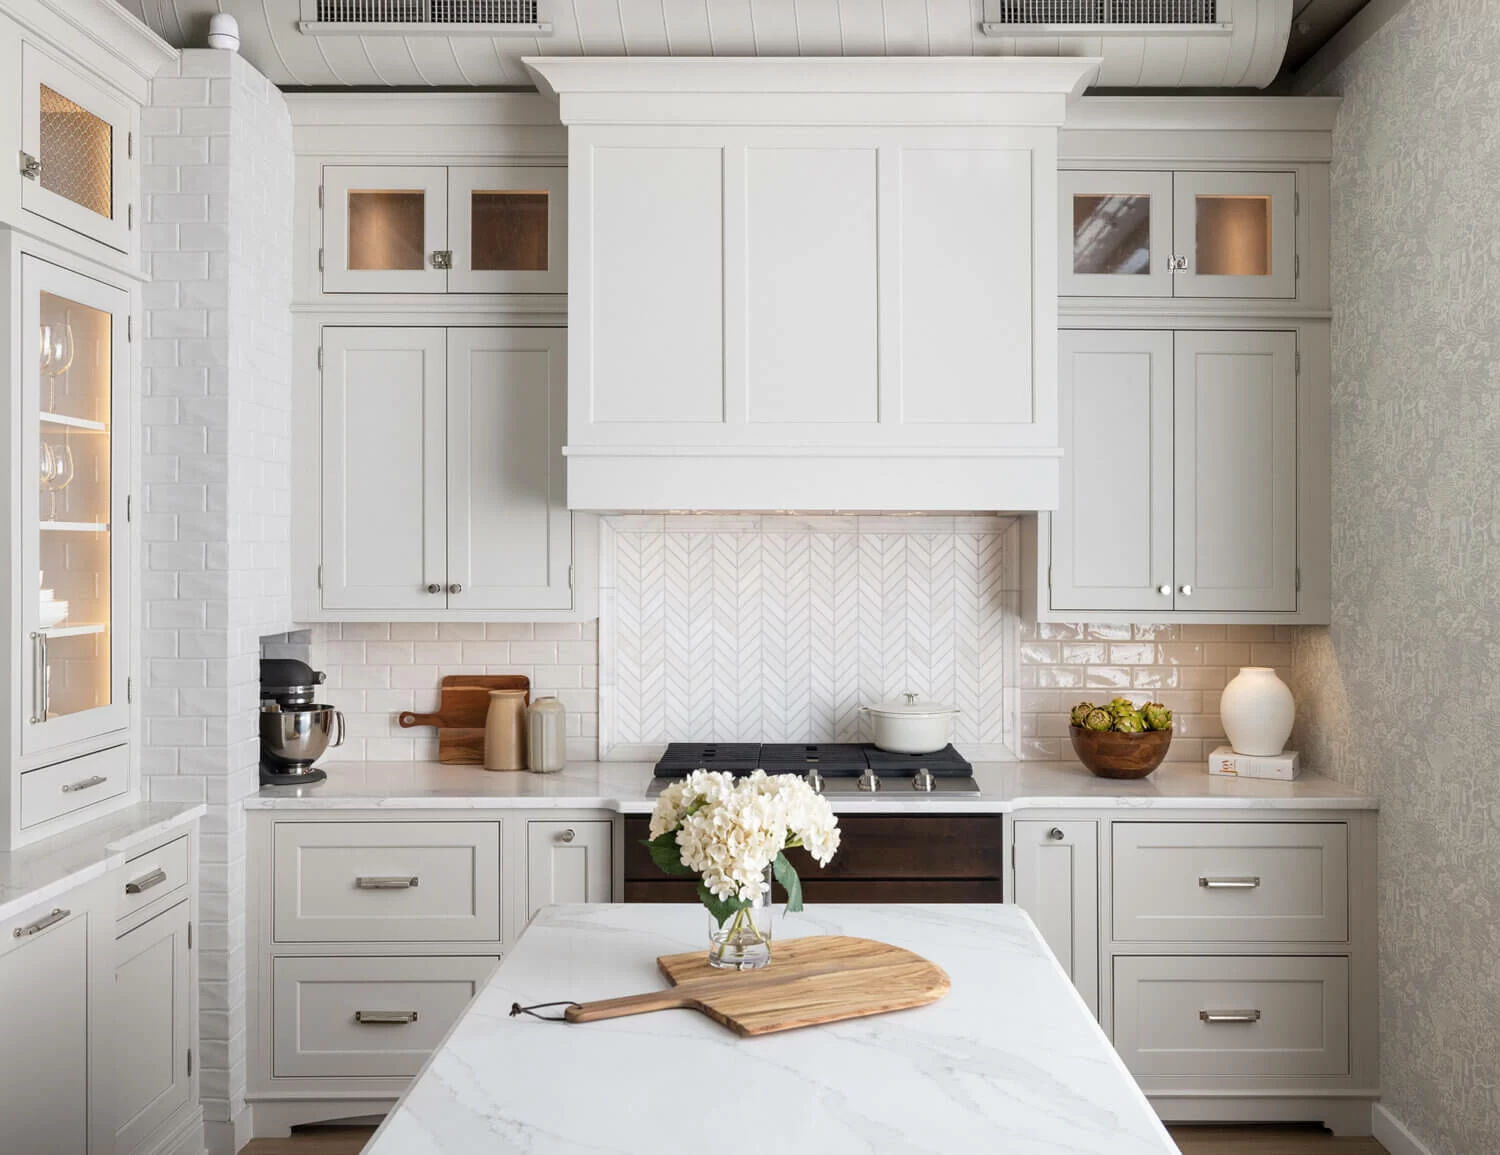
[559,828,576,843]
[1157,585,1171,596]
[1179,584,1193,596]
[1047,827,1065,841]
[426,583,442,594]
[449,583,463,595]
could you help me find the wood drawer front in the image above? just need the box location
[1112,822,1348,942]
[272,955,498,1079]
[273,822,501,943]
[20,745,129,829]
[118,836,189,921]
[1113,955,1350,1078]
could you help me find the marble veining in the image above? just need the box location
[0,803,205,925]
[364,903,1177,1155]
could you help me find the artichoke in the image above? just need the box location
[1070,702,1097,727]
[1083,707,1113,732]
[1142,702,1174,731]
[1107,697,1137,717]
[1113,711,1146,734]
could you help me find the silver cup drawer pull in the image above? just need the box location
[1199,1009,1262,1024]
[1199,876,1261,889]
[13,908,69,938]
[125,867,168,895]
[355,876,419,890]
[355,1010,419,1024]
[61,775,108,794]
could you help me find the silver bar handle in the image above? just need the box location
[355,1010,419,1024]
[332,709,346,749]
[1200,1009,1262,1024]
[1199,876,1261,889]
[62,775,108,794]
[125,867,168,895]
[30,632,47,724]
[13,908,69,938]
[355,876,419,889]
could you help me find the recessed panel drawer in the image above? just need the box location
[273,821,501,943]
[117,835,189,922]
[1112,822,1348,942]
[1113,955,1350,1078]
[20,744,129,829]
[271,954,498,1078]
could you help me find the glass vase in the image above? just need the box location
[707,866,773,970]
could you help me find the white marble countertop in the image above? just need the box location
[365,903,1177,1155]
[0,802,206,924]
[248,758,1376,813]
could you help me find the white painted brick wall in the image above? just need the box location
[142,49,292,1143]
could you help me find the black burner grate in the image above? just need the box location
[653,743,763,775]
[756,743,870,777]
[862,744,973,777]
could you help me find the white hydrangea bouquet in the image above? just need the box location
[647,769,841,968]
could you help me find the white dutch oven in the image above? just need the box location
[861,692,960,755]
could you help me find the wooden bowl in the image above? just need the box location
[1069,726,1172,779]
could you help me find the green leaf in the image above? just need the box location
[642,832,694,877]
[698,882,747,927]
[773,852,804,914]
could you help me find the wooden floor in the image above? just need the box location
[243,1123,1390,1154]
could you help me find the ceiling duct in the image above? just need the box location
[300,0,551,35]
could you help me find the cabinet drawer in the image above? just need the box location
[118,835,189,922]
[20,745,129,829]
[1113,955,1349,1078]
[273,822,501,943]
[272,955,498,1078]
[1112,822,1348,942]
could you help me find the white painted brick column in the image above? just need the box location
[143,49,293,1153]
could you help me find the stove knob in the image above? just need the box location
[804,768,824,794]
[912,767,935,792]
[857,769,880,793]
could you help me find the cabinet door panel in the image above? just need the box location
[745,147,878,424]
[898,147,1034,424]
[1013,820,1099,1016]
[1051,331,1174,613]
[115,901,191,1155]
[1059,171,1174,298]
[588,146,724,423]
[321,328,447,610]
[0,911,88,1155]
[527,820,613,919]
[1175,331,1298,613]
[448,166,567,293]
[1173,172,1297,299]
[323,166,448,293]
[447,329,571,610]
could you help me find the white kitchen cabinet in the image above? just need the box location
[319,325,572,614]
[321,164,565,294]
[1042,328,1303,620]
[114,900,192,1155]
[1012,819,1099,1016]
[526,819,612,920]
[1060,169,1297,300]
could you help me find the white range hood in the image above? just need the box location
[528,57,1100,513]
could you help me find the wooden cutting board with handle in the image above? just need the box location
[563,936,950,1036]
[397,675,530,765]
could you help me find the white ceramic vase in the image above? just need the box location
[1219,667,1295,757]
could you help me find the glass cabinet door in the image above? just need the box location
[323,166,448,292]
[1172,172,1297,299]
[20,256,130,755]
[1059,171,1173,297]
[447,167,567,293]
[20,44,134,254]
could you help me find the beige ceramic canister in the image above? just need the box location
[526,696,567,773]
[483,688,528,771]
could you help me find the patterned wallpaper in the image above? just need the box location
[1294,3,1500,1151]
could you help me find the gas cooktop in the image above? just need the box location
[647,742,981,799]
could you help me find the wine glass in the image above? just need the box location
[39,323,74,412]
[41,439,74,521]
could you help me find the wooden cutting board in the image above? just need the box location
[397,675,530,765]
[564,936,950,1036]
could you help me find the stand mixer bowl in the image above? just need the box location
[260,705,344,769]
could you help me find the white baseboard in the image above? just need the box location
[204,1105,253,1155]
[1373,1104,1436,1155]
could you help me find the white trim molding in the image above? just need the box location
[1372,1105,1437,1155]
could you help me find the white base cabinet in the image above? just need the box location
[1011,819,1099,1016]
[115,900,193,1155]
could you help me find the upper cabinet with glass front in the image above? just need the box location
[1061,170,1297,300]
[322,164,566,294]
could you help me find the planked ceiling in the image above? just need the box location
[115,0,1368,90]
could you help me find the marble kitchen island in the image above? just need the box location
[362,903,1178,1154]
